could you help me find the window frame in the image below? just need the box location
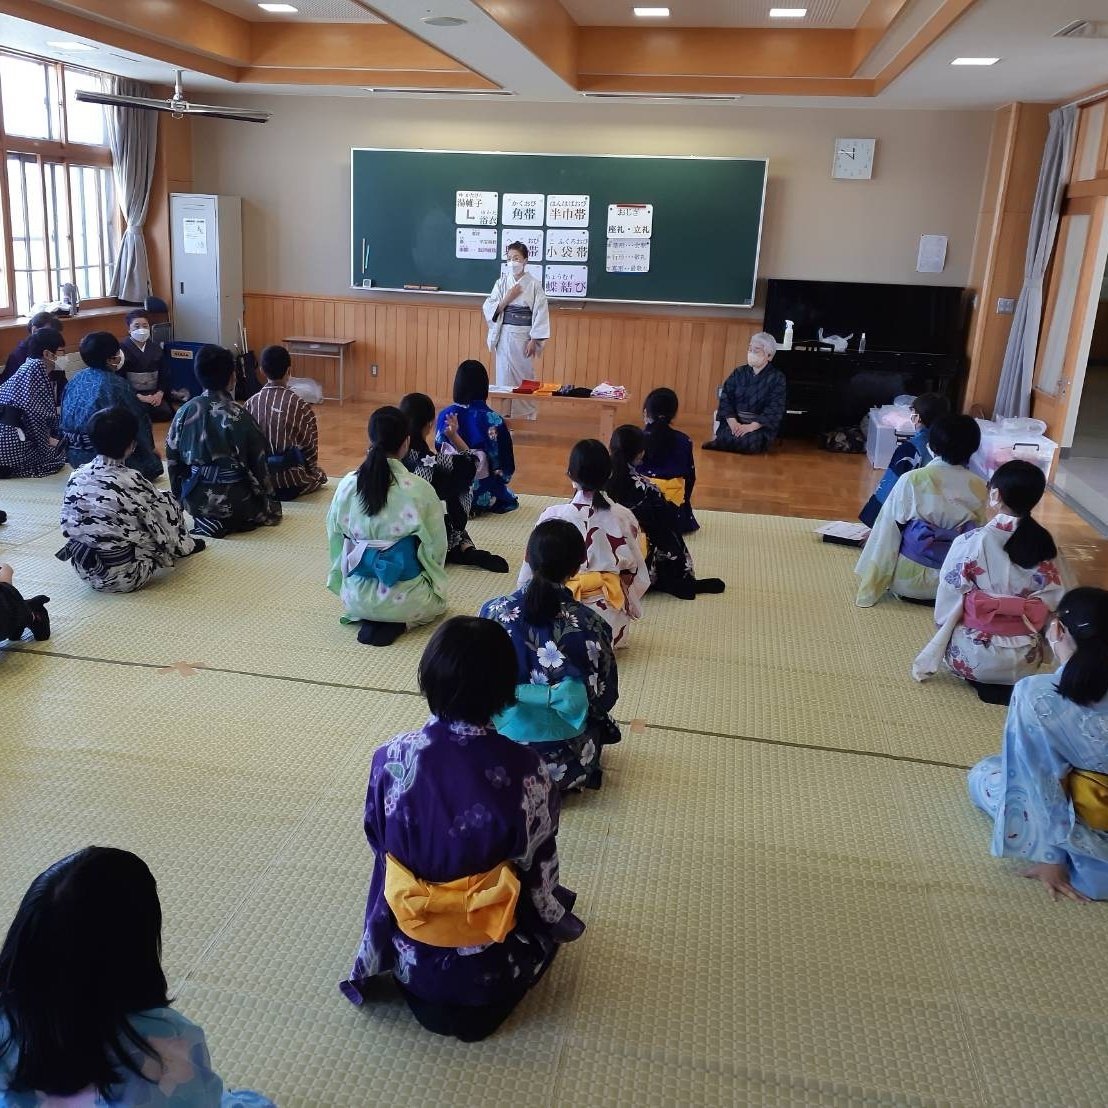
[0,50,119,321]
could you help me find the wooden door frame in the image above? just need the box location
[1031,195,1108,445]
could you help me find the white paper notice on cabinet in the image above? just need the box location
[501,228,544,262]
[606,238,650,274]
[456,227,498,260]
[544,265,588,299]
[182,218,207,255]
[455,190,498,226]
[502,193,544,226]
[546,229,589,262]
[546,194,590,227]
[606,203,653,239]
[500,262,544,284]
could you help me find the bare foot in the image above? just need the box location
[0,564,14,586]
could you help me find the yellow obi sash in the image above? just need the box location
[566,570,624,610]
[648,475,685,507]
[384,854,520,948]
[1067,770,1108,832]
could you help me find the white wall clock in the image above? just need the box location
[832,138,876,180]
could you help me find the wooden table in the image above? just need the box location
[283,336,356,405]
[487,389,630,441]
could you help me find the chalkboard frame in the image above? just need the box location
[349,147,769,309]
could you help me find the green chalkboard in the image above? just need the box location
[350,148,767,308]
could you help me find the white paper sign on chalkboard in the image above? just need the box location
[607,203,653,239]
[456,227,498,260]
[546,194,590,227]
[456,190,498,226]
[501,228,545,262]
[545,265,589,299]
[546,229,589,262]
[606,238,651,274]
[502,193,544,226]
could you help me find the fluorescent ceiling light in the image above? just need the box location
[46,40,96,51]
[421,15,467,25]
[258,3,298,11]
[633,7,671,16]
[950,57,1000,65]
[769,7,808,16]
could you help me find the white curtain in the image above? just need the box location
[992,104,1077,419]
[105,77,158,303]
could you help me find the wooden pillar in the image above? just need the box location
[962,102,1052,414]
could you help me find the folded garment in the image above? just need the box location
[554,385,593,398]
[591,381,628,400]
[534,382,560,396]
[513,379,541,394]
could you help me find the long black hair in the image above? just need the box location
[568,439,612,510]
[399,392,436,457]
[523,519,587,623]
[1055,588,1108,707]
[356,406,409,516]
[452,359,489,405]
[607,424,645,506]
[989,460,1056,569]
[643,387,679,459]
[0,847,170,1097]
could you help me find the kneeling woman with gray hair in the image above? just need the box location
[702,331,786,455]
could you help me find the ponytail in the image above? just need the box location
[606,424,645,506]
[643,387,679,458]
[990,460,1056,569]
[356,406,408,516]
[1055,587,1108,707]
[568,438,612,511]
[523,520,586,623]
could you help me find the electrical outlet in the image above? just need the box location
[371,363,379,377]
[996,297,1016,315]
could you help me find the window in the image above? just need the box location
[0,51,117,319]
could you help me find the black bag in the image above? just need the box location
[817,426,866,454]
[234,350,262,401]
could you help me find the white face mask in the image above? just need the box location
[748,347,768,369]
[108,353,124,372]
[509,260,525,276]
[130,327,150,343]
[988,488,1000,510]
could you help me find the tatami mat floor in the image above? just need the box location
[3,471,1107,1107]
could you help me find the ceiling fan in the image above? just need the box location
[76,69,270,124]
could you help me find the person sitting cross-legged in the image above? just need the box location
[58,405,204,593]
[243,344,328,501]
[166,344,282,538]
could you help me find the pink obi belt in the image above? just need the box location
[963,591,1049,636]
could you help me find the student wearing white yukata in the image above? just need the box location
[968,588,1108,903]
[913,460,1067,705]
[58,406,204,593]
[521,439,650,650]
[855,414,987,607]
[483,241,550,420]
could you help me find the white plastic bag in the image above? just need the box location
[288,376,323,404]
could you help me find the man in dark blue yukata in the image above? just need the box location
[702,332,786,456]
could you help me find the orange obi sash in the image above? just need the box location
[963,591,1049,636]
[648,476,685,507]
[384,854,520,948]
[1067,770,1108,832]
[566,570,624,610]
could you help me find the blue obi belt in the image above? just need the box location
[180,461,245,500]
[267,446,305,471]
[56,539,135,576]
[494,678,589,744]
[345,534,421,587]
[900,518,977,570]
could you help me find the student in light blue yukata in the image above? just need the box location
[969,588,1108,904]
[0,847,273,1107]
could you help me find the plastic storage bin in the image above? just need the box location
[866,404,915,469]
[969,420,1058,481]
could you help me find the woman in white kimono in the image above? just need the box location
[326,406,448,647]
[968,588,1108,903]
[483,241,550,420]
[913,460,1067,704]
[520,439,650,650]
[855,414,987,607]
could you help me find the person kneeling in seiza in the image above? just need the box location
[340,616,584,1040]
[58,406,204,593]
[166,345,282,538]
[855,414,987,607]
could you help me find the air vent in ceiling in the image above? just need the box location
[1054,19,1108,39]
[362,87,512,95]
